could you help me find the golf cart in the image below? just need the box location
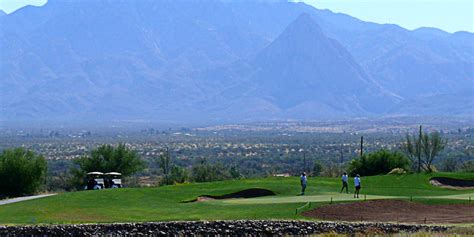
[105,172,122,188]
[85,172,105,190]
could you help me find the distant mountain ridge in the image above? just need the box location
[0,0,472,122]
[248,14,399,115]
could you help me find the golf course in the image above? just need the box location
[0,172,472,225]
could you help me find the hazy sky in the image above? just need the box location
[301,0,473,33]
[0,0,472,33]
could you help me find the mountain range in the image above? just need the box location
[1,0,473,123]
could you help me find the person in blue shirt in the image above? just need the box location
[340,172,349,193]
[354,174,361,198]
[300,172,307,195]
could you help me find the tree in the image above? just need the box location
[0,148,47,197]
[191,159,210,182]
[229,166,241,179]
[348,150,410,176]
[401,126,447,173]
[191,159,231,182]
[401,126,423,173]
[460,160,474,173]
[71,144,144,188]
[169,166,189,184]
[420,131,447,172]
[320,162,345,177]
[438,157,458,172]
[312,161,323,176]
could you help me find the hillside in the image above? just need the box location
[0,0,472,122]
[248,14,399,117]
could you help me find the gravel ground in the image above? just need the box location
[0,220,450,236]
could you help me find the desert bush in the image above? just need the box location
[191,159,231,182]
[312,161,323,176]
[320,162,345,177]
[123,175,141,187]
[438,157,458,172]
[460,160,474,172]
[348,150,410,176]
[0,148,47,197]
[45,172,74,192]
[229,166,241,179]
[168,166,190,184]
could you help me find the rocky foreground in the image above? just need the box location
[0,220,449,236]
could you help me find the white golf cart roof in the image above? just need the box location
[87,172,104,175]
[106,172,122,176]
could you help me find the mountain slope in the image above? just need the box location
[248,14,399,116]
[0,0,266,121]
[0,0,472,122]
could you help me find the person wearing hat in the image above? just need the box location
[300,172,307,195]
[340,172,349,194]
[354,174,361,198]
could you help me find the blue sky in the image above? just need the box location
[0,0,472,33]
[301,0,473,33]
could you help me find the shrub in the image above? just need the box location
[312,161,323,176]
[0,148,47,197]
[70,144,144,189]
[348,150,410,176]
[229,166,241,179]
[460,160,474,172]
[191,159,231,182]
[168,166,190,184]
[320,162,345,177]
[438,157,458,172]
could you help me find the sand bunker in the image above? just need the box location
[430,177,474,190]
[185,188,275,202]
[303,200,474,224]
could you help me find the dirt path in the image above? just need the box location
[0,194,56,206]
[303,200,474,224]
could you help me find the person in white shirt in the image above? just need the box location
[354,174,361,198]
[340,172,349,193]
[300,172,307,195]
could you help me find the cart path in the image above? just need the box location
[0,194,56,206]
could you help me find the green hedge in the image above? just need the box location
[0,148,47,197]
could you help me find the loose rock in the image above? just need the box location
[0,220,450,236]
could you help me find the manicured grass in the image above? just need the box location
[0,172,472,224]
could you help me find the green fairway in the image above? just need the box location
[0,172,472,224]
[225,193,398,204]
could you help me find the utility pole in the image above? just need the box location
[360,136,364,158]
[162,146,171,185]
[301,145,307,173]
[340,144,344,164]
[303,149,306,172]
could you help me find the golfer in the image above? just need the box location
[340,172,349,193]
[300,172,307,195]
[354,174,361,198]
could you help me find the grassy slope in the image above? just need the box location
[0,172,473,224]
